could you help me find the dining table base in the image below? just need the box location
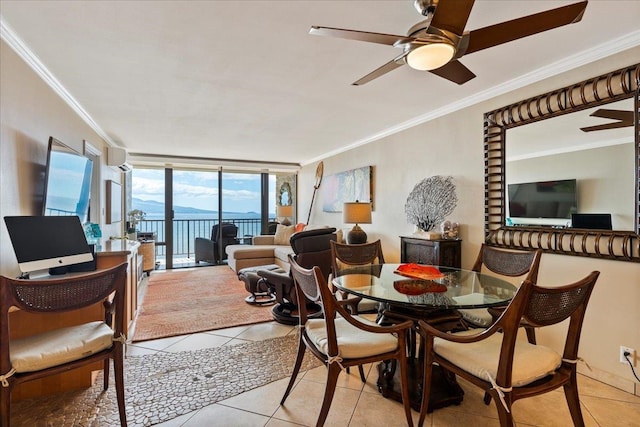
[376,357,464,412]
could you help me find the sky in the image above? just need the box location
[131,168,278,213]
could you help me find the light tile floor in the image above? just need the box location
[125,322,640,427]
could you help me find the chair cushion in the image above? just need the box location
[10,321,114,373]
[305,316,398,359]
[458,308,493,327]
[434,329,561,387]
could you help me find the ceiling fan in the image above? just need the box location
[580,109,634,132]
[310,0,588,86]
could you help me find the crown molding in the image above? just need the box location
[302,30,640,166]
[1,17,116,147]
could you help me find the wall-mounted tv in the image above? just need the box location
[508,179,577,223]
[42,137,93,223]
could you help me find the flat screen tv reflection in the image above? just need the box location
[4,215,94,274]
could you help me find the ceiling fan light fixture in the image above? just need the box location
[406,42,455,71]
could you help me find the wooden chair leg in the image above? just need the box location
[358,365,366,383]
[563,378,586,427]
[281,339,306,405]
[114,349,128,427]
[418,351,433,427]
[397,353,414,427]
[492,390,515,427]
[316,363,341,427]
[525,326,537,344]
[103,358,110,390]
[1,384,11,427]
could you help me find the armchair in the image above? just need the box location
[195,222,239,264]
[258,227,336,325]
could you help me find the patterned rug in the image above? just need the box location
[11,333,321,427]
[133,266,274,342]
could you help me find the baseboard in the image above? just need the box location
[578,364,638,396]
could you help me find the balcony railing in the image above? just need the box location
[136,217,270,260]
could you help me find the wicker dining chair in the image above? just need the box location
[417,271,599,427]
[283,254,414,427]
[459,244,542,344]
[329,239,386,382]
[330,239,385,314]
[0,263,129,427]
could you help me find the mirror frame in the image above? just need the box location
[483,63,639,262]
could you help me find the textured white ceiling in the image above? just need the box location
[1,0,639,168]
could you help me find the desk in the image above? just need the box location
[332,264,517,411]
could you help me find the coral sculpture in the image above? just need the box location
[404,175,457,232]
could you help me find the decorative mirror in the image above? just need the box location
[279,182,292,206]
[483,64,639,262]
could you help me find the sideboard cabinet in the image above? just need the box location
[400,236,461,268]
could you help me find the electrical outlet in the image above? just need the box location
[619,346,635,364]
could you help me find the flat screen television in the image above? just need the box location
[42,137,93,223]
[4,215,94,274]
[507,179,577,224]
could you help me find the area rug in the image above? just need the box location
[133,266,274,342]
[11,333,321,427]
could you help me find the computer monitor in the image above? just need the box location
[571,213,613,230]
[4,215,94,274]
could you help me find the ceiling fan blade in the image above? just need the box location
[580,109,634,132]
[588,109,634,122]
[429,60,476,85]
[352,56,406,86]
[580,122,633,132]
[465,1,588,55]
[309,26,412,46]
[429,0,475,36]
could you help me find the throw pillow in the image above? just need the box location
[295,222,306,233]
[274,224,295,245]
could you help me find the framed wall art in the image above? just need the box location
[322,166,372,212]
[106,180,122,224]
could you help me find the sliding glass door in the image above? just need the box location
[131,167,292,269]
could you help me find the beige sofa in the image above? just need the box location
[225,234,294,273]
[225,225,342,273]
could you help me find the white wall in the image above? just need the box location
[299,47,640,394]
[507,143,635,229]
[0,39,123,277]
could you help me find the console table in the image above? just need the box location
[10,239,140,400]
[400,236,461,268]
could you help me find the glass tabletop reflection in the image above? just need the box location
[331,264,517,310]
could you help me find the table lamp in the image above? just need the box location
[343,201,372,244]
[276,204,293,226]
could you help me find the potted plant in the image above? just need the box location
[126,209,146,240]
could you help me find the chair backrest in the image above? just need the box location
[289,254,341,353]
[493,271,599,385]
[211,222,238,241]
[330,240,385,277]
[289,227,337,280]
[472,244,542,282]
[0,263,129,373]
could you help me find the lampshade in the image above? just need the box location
[406,42,455,71]
[343,202,372,225]
[276,204,293,218]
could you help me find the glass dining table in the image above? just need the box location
[332,263,518,412]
